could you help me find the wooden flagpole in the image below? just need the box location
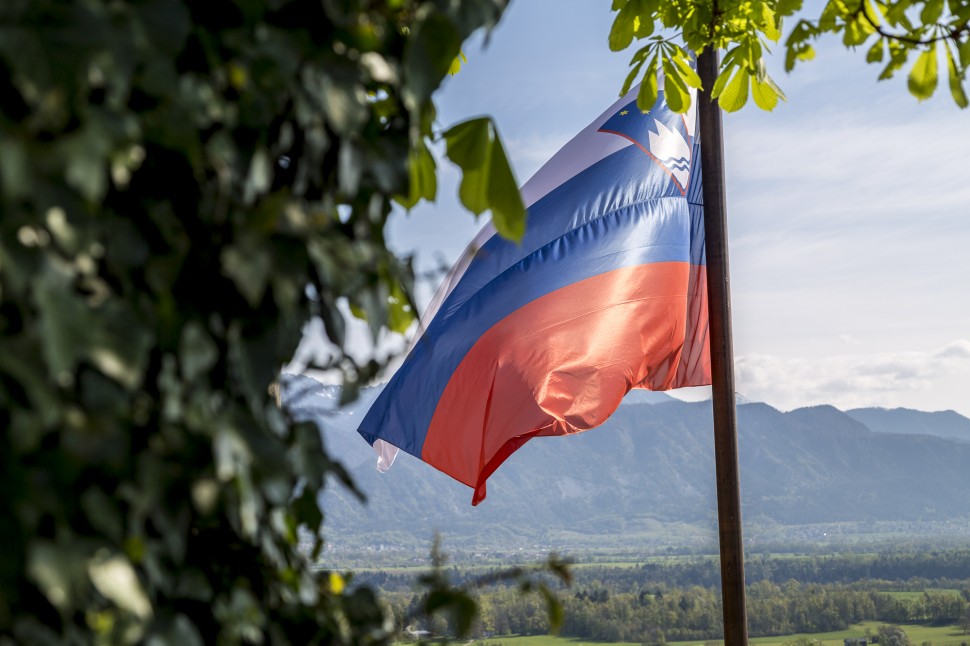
[697,48,749,645]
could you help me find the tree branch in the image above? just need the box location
[856,1,970,46]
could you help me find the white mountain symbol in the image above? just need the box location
[648,119,691,192]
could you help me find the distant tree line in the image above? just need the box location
[359,549,970,593]
[382,580,970,642]
[588,549,970,590]
[361,549,970,642]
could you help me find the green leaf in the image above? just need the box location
[456,162,490,221]
[398,141,437,209]
[660,2,679,27]
[27,541,88,612]
[636,56,659,112]
[672,52,703,89]
[766,72,788,102]
[741,36,764,70]
[758,2,781,42]
[485,132,526,242]
[898,8,916,31]
[721,46,743,69]
[445,118,491,215]
[88,552,153,620]
[243,148,273,204]
[80,487,124,541]
[908,43,939,101]
[784,21,817,72]
[423,588,477,637]
[136,0,192,56]
[751,75,780,111]
[0,346,61,429]
[633,10,655,38]
[818,1,840,30]
[609,1,637,51]
[291,488,324,536]
[221,241,271,307]
[662,59,691,112]
[355,283,387,341]
[444,118,525,241]
[880,40,909,80]
[946,45,969,108]
[62,124,111,204]
[319,72,369,136]
[151,615,205,646]
[710,61,734,100]
[34,274,89,380]
[88,303,152,391]
[885,1,910,25]
[338,140,364,196]
[609,16,633,52]
[776,0,804,16]
[621,57,646,97]
[862,0,882,27]
[444,118,489,171]
[843,13,875,47]
[784,20,811,50]
[386,279,415,333]
[866,39,885,63]
[402,12,461,109]
[448,49,467,76]
[0,136,29,201]
[180,322,218,381]
[540,585,564,634]
[717,68,750,112]
[921,0,945,25]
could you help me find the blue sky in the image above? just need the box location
[381,1,970,417]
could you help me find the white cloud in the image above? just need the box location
[935,340,970,360]
[734,340,970,415]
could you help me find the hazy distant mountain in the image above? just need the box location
[845,407,970,443]
[281,374,970,549]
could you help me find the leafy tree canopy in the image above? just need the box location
[0,0,542,643]
[609,0,970,112]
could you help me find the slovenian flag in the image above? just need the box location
[358,79,711,505]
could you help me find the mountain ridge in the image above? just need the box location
[282,374,970,549]
[846,406,970,442]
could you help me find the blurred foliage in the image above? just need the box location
[608,0,970,112]
[404,536,572,642]
[0,0,531,643]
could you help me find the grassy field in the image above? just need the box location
[473,621,970,646]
